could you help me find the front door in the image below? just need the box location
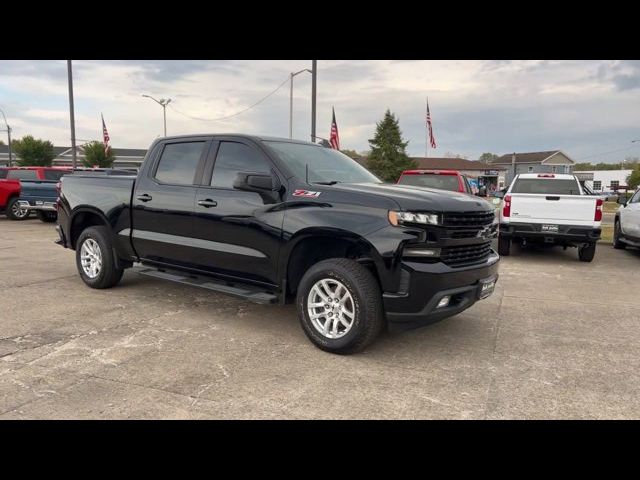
[131,138,210,268]
[192,139,285,286]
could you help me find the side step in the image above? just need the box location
[134,267,279,304]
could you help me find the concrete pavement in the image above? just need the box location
[1,217,639,419]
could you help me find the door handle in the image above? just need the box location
[197,199,217,208]
[136,193,152,202]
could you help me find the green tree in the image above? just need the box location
[11,135,55,166]
[479,152,499,163]
[627,167,640,190]
[82,141,115,168]
[341,149,361,160]
[366,109,416,182]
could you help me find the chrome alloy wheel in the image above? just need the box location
[80,238,103,279]
[307,278,355,339]
[11,201,29,219]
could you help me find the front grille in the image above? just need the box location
[441,241,492,266]
[442,211,495,228]
[451,230,480,239]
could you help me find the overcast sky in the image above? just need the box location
[1,60,639,163]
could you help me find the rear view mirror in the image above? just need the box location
[233,172,279,193]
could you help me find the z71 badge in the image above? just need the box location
[293,189,321,198]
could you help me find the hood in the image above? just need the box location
[331,183,494,213]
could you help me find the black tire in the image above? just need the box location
[6,197,29,221]
[36,210,57,223]
[498,234,511,256]
[613,220,626,250]
[296,258,384,355]
[578,243,596,262]
[75,226,124,289]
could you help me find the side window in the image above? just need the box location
[211,142,271,189]
[0,169,7,179]
[7,170,38,180]
[631,190,640,204]
[154,142,205,185]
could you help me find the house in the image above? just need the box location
[575,170,633,193]
[488,150,575,184]
[0,144,147,169]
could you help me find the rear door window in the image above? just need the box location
[43,170,68,181]
[7,170,38,180]
[511,178,581,195]
[154,142,206,185]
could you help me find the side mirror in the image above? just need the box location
[617,196,627,206]
[493,191,505,199]
[233,172,279,193]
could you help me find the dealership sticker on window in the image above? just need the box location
[293,189,321,198]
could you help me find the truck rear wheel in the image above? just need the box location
[296,258,384,355]
[578,243,596,262]
[6,197,29,220]
[498,235,511,256]
[613,220,626,250]
[75,226,124,289]
[36,211,57,223]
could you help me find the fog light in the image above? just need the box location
[436,296,451,308]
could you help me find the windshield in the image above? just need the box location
[265,141,381,184]
[398,173,460,191]
[511,178,581,195]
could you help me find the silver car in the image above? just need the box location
[614,189,640,249]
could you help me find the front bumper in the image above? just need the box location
[499,222,601,244]
[383,251,499,330]
[18,200,57,212]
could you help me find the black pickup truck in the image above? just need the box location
[56,134,499,354]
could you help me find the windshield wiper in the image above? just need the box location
[312,181,340,185]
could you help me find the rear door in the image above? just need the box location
[192,138,284,286]
[509,176,597,226]
[131,137,211,268]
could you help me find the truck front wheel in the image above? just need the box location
[297,258,384,355]
[613,220,626,250]
[498,235,511,256]
[75,226,124,289]
[578,243,596,262]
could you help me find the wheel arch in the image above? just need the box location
[69,207,111,250]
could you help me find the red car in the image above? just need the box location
[0,166,72,182]
[397,169,475,194]
[0,178,24,220]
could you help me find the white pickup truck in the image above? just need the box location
[498,173,602,262]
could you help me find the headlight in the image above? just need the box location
[388,211,440,226]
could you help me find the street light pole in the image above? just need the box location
[289,69,312,139]
[142,95,172,137]
[0,107,12,166]
[311,60,317,143]
[67,60,77,169]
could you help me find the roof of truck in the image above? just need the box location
[517,173,576,180]
[159,134,319,146]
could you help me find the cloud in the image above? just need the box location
[1,60,640,163]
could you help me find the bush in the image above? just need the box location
[82,141,115,168]
[11,135,55,166]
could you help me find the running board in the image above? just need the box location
[134,267,279,304]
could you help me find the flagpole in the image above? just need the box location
[425,97,428,158]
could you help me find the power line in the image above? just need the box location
[575,144,639,161]
[168,75,291,123]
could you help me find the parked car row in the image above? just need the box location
[0,166,137,222]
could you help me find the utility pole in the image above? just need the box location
[142,95,171,136]
[311,60,317,143]
[511,152,517,183]
[0,107,12,166]
[67,60,77,169]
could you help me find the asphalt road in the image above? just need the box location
[1,216,639,419]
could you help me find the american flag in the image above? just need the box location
[426,99,436,149]
[329,107,340,150]
[101,114,110,153]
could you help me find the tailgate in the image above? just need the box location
[510,194,597,226]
